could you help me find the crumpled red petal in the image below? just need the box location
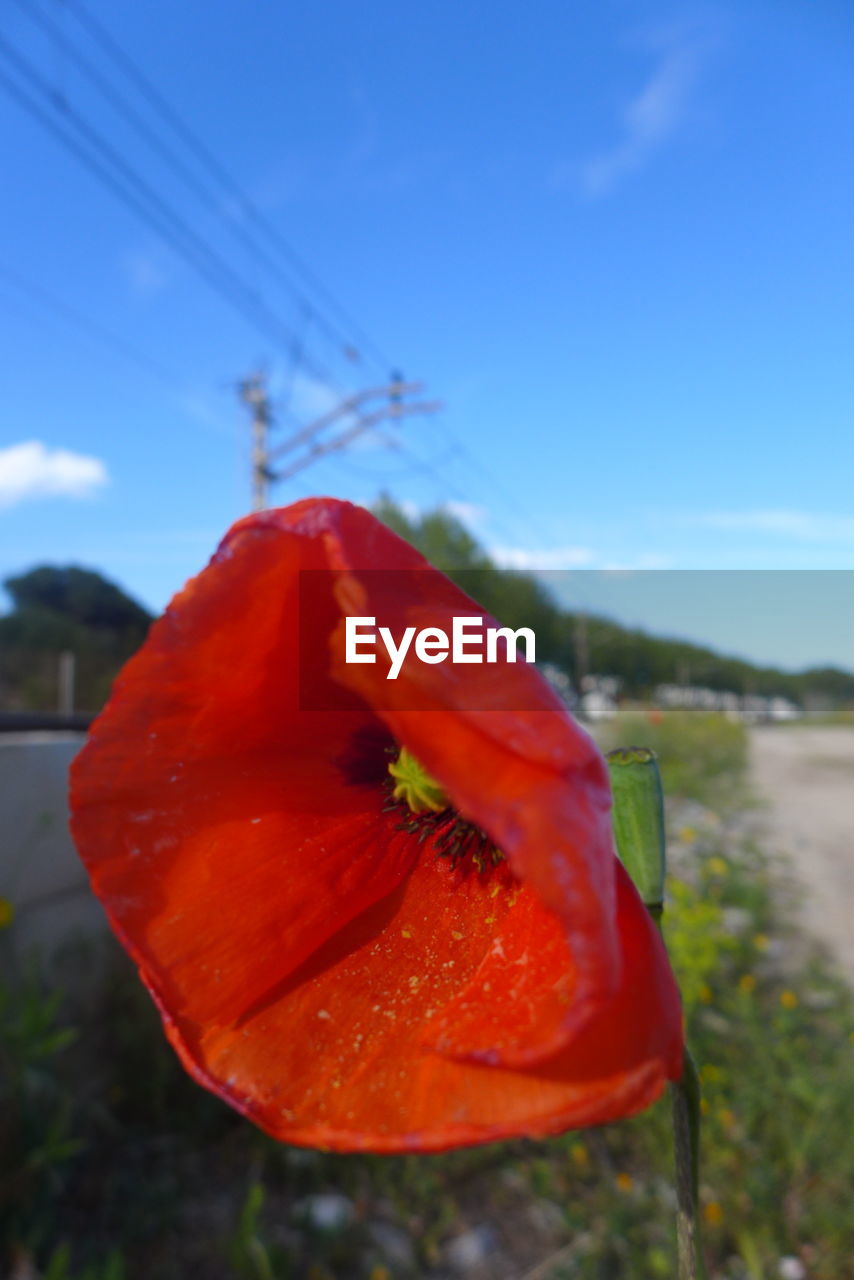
[70,497,683,1151]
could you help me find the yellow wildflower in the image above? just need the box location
[703,1201,724,1227]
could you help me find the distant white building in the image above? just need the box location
[578,675,621,721]
[654,684,801,723]
[579,688,618,721]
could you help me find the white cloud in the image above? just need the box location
[385,498,486,528]
[0,441,109,508]
[579,27,707,197]
[397,499,421,522]
[597,553,675,571]
[441,500,486,528]
[695,510,854,542]
[490,547,675,571]
[491,545,596,571]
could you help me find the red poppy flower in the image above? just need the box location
[70,498,683,1153]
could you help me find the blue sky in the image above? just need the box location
[1,0,853,669]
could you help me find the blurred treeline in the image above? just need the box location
[374,495,854,712]
[0,567,151,713]
[2,500,853,713]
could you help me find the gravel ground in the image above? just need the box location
[749,725,854,978]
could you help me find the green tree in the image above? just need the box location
[0,566,152,713]
[373,495,854,711]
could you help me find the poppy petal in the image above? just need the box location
[148,851,680,1152]
[72,516,415,1029]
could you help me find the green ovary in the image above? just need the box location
[387,746,449,815]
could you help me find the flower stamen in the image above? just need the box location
[385,745,504,873]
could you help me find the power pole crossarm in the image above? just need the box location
[276,398,442,482]
[268,378,423,463]
[238,368,442,509]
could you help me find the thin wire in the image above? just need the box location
[433,410,561,548]
[0,265,239,440]
[12,0,382,375]
[0,34,341,391]
[61,0,395,374]
[0,261,180,389]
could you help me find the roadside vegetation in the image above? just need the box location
[3,712,853,1278]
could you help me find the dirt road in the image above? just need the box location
[749,725,854,976]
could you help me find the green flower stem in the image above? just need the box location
[671,1049,708,1280]
[606,747,709,1280]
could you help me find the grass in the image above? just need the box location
[2,712,853,1277]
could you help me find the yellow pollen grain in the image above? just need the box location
[401,928,412,938]
[485,915,496,925]
[451,930,464,941]
[489,883,502,898]
[317,1009,331,1020]
[331,1079,341,1089]
[408,976,420,988]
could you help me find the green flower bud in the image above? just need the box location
[606,747,666,918]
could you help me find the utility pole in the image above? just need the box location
[574,612,590,689]
[57,650,75,716]
[239,369,441,510]
[238,370,274,512]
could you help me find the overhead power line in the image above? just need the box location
[0,32,340,389]
[267,379,426,462]
[12,0,387,376]
[3,6,543,543]
[50,0,394,374]
[0,261,180,389]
